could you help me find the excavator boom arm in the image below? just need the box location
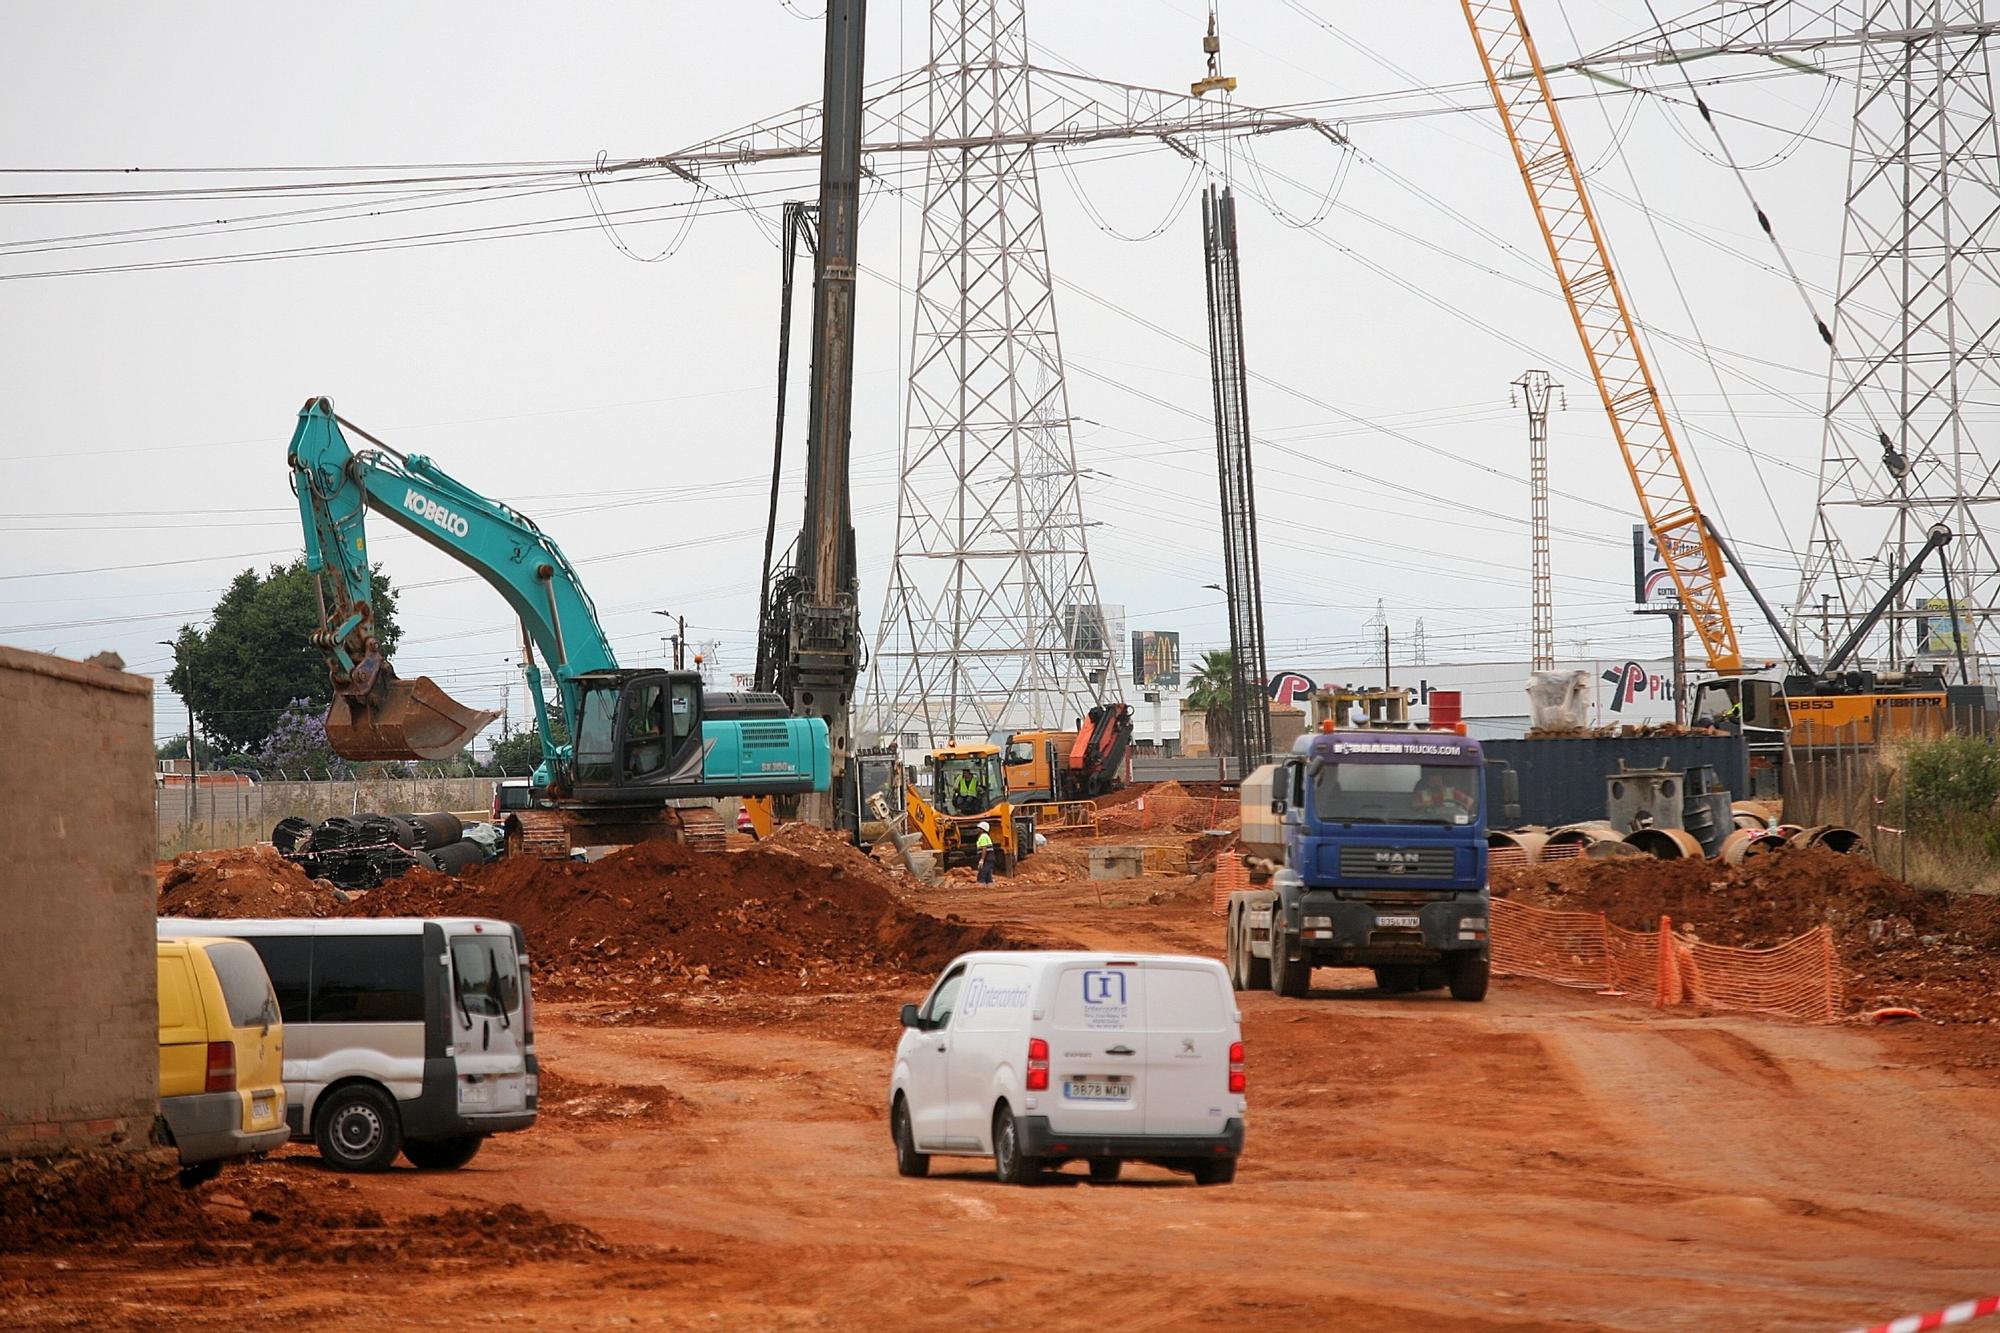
[287,396,617,761]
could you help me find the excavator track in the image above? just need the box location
[503,806,729,860]
[675,807,728,854]
[504,810,573,860]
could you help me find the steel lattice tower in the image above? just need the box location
[868,0,1114,746]
[1514,369,1561,672]
[1795,2,2000,679]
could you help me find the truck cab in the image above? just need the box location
[1225,729,1491,1001]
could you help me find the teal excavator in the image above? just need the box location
[287,396,829,857]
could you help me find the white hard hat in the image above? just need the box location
[978,820,991,831]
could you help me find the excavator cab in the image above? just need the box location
[569,670,705,797]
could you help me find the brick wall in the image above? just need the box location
[0,647,157,1158]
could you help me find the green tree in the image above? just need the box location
[1186,648,1237,757]
[155,733,220,764]
[485,707,566,776]
[166,559,401,755]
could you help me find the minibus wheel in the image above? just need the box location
[315,1084,403,1172]
[403,1134,483,1170]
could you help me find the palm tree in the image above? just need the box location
[1186,649,1236,757]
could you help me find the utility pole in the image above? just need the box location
[1513,370,1562,672]
[653,610,685,670]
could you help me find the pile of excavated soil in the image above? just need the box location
[0,1151,206,1253]
[157,845,333,920]
[340,823,1022,999]
[1,1151,607,1264]
[1096,780,1236,835]
[1089,780,1233,812]
[535,1069,688,1124]
[1494,847,2000,1022]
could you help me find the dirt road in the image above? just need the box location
[12,883,2000,1330]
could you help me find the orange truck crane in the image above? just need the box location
[1460,1,1956,752]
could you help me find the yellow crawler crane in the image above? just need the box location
[1460,1,1743,674]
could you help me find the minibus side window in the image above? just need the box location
[245,936,312,1024]
[312,936,424,1023]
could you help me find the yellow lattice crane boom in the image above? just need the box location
[1460,1,1744,674]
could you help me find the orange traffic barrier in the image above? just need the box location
[1490,898,1842,1022]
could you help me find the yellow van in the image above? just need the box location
[157,936,289,1180]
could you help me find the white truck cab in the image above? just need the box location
[888,951,1245,1185]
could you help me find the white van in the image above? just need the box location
[156,917,538,1172]
[889,952,1245,1185]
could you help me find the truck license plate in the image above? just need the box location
[1063,1080,1131,1102]
[1376,914,1421,929]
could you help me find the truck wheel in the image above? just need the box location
[992,1105,1040,1186]
[1269,920,1310,999]
[1241,908,1271,991]
[892,1099,929,1178]
[1448,951,1491,1002]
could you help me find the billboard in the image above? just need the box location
[1131,630,1181,688]
[1632,525,1697,606]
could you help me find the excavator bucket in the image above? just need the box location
[324,675,500,762]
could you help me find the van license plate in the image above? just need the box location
[1376,915,1421,929]
[253,1090,275,1116]
[1063,1080,1131,1102]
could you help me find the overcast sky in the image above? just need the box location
[0,2,1891,747]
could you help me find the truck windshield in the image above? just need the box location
[1313,762,1478,826]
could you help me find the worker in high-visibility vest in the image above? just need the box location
[975,821,997,884]
[952,764,983,814]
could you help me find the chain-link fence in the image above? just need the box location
[154,774,503,856]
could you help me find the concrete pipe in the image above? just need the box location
[1583,838,1646,860]
[1624,827,1706,860]
[426,839,488,874]
[1546,823,1621,850]
[1731,799,1781,829]
[1789,824,1868,855]
[1732,812,1769,832]
[1509,831,1549,864]
[1719,827,1786,865]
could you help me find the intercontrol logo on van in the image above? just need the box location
[1083,970,1127,1005]
[404,488,471,539]
[961,977,1030,1016]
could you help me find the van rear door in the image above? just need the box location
[1045,960,1146,1137]
[1138,959,1233,1137]
[444,925,529,1117]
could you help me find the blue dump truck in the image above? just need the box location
[1223,729,1498,1002]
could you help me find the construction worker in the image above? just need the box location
[975,820,997,884]
[952,763,983,815]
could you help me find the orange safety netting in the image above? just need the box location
[1489,898,1842,1022]
[1210,848,1250,915]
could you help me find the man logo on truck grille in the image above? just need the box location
[1374,849,1419,875]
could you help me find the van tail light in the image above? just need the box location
[205,1041,237,1094]
[1228,1040,1246,1094]
[1026,1036,1050,1092]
